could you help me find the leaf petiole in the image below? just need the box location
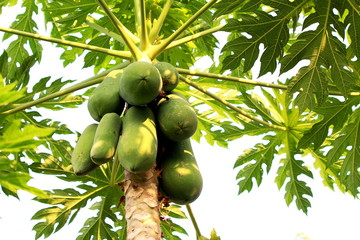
[180,75,287,131]
[0,26,132,59]
[2,62,130,115]
[147,0,219,60]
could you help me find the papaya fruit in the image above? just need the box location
[90,113,122,165]
[154,62,179,92]
[119,61,162,106]
[156,94,198,142]
[71,124,99,176]
[87,69,125,121]
[117,106,158,173]
[159,138,203,205]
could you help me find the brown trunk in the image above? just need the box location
[123,167,161,240]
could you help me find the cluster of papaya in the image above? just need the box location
[71,61,203,205]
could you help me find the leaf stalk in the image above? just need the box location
[96,0,145,61]
[178,68,360,97]
[135,0,150,51]
[147,0,219,60]
[180,75,287,131]
[86,16,139,45]
[3,62,130,115]
[0,26,132,59]
[186,204,202,238]
[148,0,173,43]
[166,25,224,50]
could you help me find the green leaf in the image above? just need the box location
[281,1,357,110]
[3,0,42,80]
[0,155,47,198]
[76,191,123,240]
[298,97,357,150]
[0,81,26,112]
[275,131,313,214]
[326,108,360,195]
[0,119,55,152]
[234,134,281,193]
[221,0,303,75]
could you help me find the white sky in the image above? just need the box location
[1,4,360,240]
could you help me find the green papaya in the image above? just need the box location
[159,138,203,205]
[90,113,122,165]
[117,106,158,173]
[154,62,179,92]
[119,61,162,106]
[71,124,99,176]
[156,94,198,142]
[88,70,125,121]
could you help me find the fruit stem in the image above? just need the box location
[0,26,132,59]
[147,0,219,60]
[96,0,146,61]
[186,204,202,238]
[148,0,173,44]
[2,62,130,115]
[179,75,287,131]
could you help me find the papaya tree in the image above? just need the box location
[0,0,359,239]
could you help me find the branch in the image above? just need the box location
[0,26,132,59]
[3,62,130,115]
[179,75,287,131]
[166,25,224,50]
[178,68,360,97]
[148,0,173,43]
[96,0,146,61]
[147,0,219,60]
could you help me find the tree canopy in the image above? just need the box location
[0,0,359,239]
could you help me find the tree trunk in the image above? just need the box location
[123,166,161,240]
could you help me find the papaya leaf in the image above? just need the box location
[0,119,55,152]
[76,190,124,240]
[221,0,302,75]
[213,0,261,18]
[298,97,357,150]
[326,108,360,195]
[3,0,42,80]
[345,0,360,58]
[0,155,47,198]
[275,131,313,214]
[0,81,27,112]
[281,1,357,110]
[234,134,281,194]
[160,204,188,240]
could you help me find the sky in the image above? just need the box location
[1,4,360,240]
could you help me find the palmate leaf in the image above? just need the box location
[281,0,357,111]
[220,0,303,76]
[0,118,55,152]
[0,154,47,198]
[345,0,360,58]
[77,191,124,240]
[298,97,358,150]
[160,204,188,240]
[234,134,281,194]
[232,88,316,213]
[326,108,360,195]
[275,131,313,214]
[3,0,42,81]
[0,81,27,112]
